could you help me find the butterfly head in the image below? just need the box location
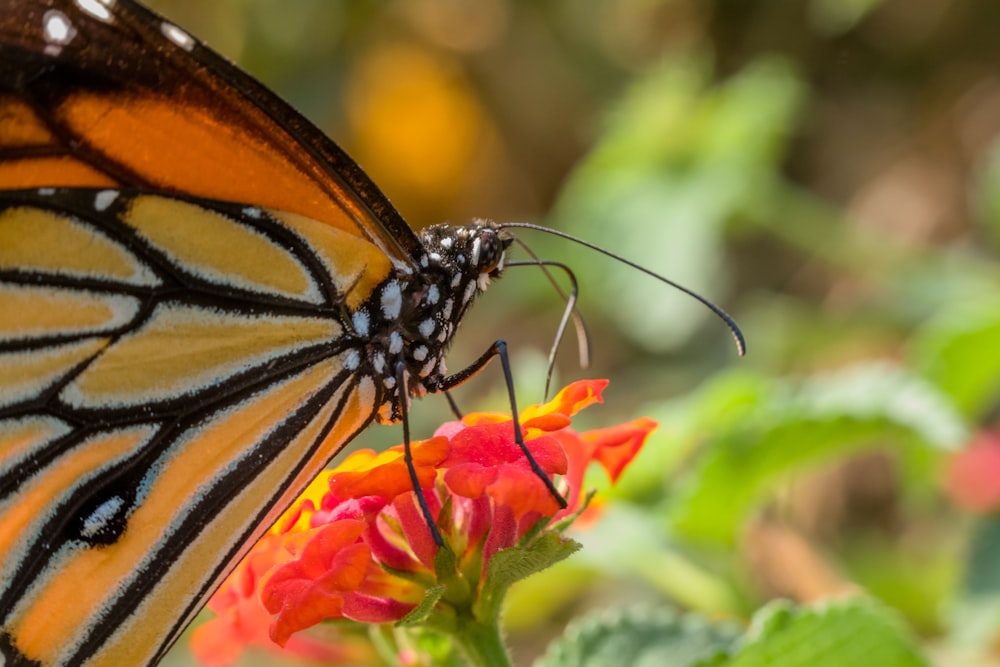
[371,221,511,423]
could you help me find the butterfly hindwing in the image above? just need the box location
[0,188,388,665]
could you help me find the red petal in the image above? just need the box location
[583,417,658,483]
[444,421,523,466]
[948,430,1000,514]
[260,522,373,644]
[342,592,416,623]
[392,493,440,570]
[190,609,261,666]
[443,422,567,474]
[444,463,499,498]
[365,517,419,571]
[483,502,518,563]
[486,466,563,519]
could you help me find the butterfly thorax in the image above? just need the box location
[362,221,509,424]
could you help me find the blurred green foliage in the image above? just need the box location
[147,0,1000,664]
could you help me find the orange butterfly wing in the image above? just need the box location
[0,0,417,261]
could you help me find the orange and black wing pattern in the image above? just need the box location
[0,188,390,665]
[0,1,509,665]
[0,0,419,261]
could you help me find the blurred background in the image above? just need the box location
[147,0,1000,665]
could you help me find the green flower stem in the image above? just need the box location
[368,625,404,667]
[449,618,513,667]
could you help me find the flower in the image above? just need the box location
[947,429,1000,514]
[191,380,656,665]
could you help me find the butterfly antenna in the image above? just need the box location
[501,222,747,356]
[509,238,591,369]
[507,253,590,400]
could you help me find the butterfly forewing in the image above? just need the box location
[0,0,419,262]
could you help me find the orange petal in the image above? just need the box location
[521,379,608,423]
[583,417,657,483]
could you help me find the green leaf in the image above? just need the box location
[671,363,966,544]
[399,585,447,627]
[475,533,581,622]
[534,606,739,667]
[714,598,929,667]
[973,138,1000,251]
[948,516,1000,647]
[551,56,805,352]
[911,299,1000,418]
[573,505,744,615]
[630,369,770,489]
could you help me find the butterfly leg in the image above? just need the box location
[443,391,464,420]
[437,341,568,510]
[396,361,447,547]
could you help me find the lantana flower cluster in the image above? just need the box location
[191,379,656,665]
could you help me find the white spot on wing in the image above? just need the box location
[412,345,428,362]
[43,10,75,45]
[418,319,435,339]
[427,285,440,305]
[37,188,55,196]
[373,352,385,374]
[94,190,118,212]
[381,282,402,320]
[161,22,195,50]
[352,310,370,337]
[388,331,403,355]
[471,237,482,266]
[242,207,262,219]
[344,349,360,370]
[75,0,113,22]
[81,496,125,538]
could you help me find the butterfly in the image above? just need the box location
[0,0,530,664]
[0,2,748,665]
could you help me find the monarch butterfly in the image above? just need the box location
[0,1,743,665]
[0,0,520,663]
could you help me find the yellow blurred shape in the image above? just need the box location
[345,44,487,224]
